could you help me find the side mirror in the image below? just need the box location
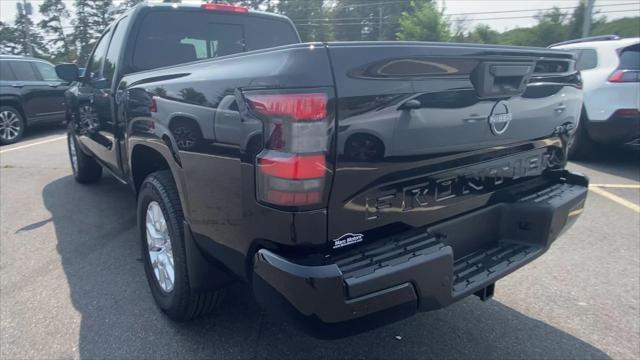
[55,63,80,83]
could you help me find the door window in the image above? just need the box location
[618,44,639,70]
[104,16,129,87]
[87,30,112,81]
[33,62,60,81]
[8,61,39,81]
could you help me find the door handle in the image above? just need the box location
[554,104,567,113]
[10,83,23,88]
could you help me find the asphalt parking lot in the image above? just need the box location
[1,125,638,360]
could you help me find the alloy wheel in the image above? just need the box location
[145,201,175,293]
[0,110,21,141]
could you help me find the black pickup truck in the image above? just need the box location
[56,2,588,337]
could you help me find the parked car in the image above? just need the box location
[0,55,69,145]
[550,35,640,158]
[56,2,588,338]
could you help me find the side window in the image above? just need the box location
[572,49,598,71]
[33,62,60,81]
[8,61,39,81]
[0,61,16,81]
[104,16,129,87]
[87,30,112,82]
[180,38,208,59]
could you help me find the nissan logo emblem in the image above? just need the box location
[488,100,513,135]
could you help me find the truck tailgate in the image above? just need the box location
[325,42,582,247]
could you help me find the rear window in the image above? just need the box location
[570,49,598,71]
[132,10,298,71]
[0,61,16,81]
[8,61,39,81]
[618,44,639,70]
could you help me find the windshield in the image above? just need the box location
[132,10,299,70]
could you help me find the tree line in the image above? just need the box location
[1,0,638,65]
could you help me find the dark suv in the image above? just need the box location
[0,55,69,145]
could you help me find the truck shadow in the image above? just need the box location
[570,145,639,182]
[43,175,608,359]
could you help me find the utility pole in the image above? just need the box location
[378,6,383,41]
[582,0,595,38]
[16,0,34,56]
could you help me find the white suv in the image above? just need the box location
[550,35,639,158]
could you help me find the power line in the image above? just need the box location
[290,2,638,22]
[294,8,639,26]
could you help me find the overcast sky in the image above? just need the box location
[1,0,638,32]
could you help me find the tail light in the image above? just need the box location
[608,70,640,83]
[201,3,249,13]
[614,109,640,117]
[149,96,158,113]
[243,89,334,209]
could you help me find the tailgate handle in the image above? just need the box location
[490,65,532,77]
[398,99,422,110]
[471,61,534,99]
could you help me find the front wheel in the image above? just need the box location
[68,132,102,183]
[138,170,223,320]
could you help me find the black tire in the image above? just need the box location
[67,132,102,183]
[567,111,593,160]
[0,106,25,145]
[138,170,223,321]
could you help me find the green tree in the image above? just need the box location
[499,27,536,46]
[74,0,95,66]
[567,1,586,40]
[466,24,500,44]
[13,12,47,57]
[377,0,413,41]
[331,0,376,41]
[114,0,146,15]
[0,21,22,55]
[87,0,116,34]
[593,17,640,38]
[567,1,605,39]
[239,0,275,10]
[279,0,331,42]
[39,0,73,62]
[530,7,568,47]
[397,0,450,42]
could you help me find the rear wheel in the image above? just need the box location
[344,133,385,162]
[67,132,102,183]
[0,106,25,145]
[170,120,203,151]
[138,170,223,320]
[567,111,593,160]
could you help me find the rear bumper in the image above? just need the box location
[586,111,640,144]
[253,171,588,338]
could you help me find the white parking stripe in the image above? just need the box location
[0,136,66,154]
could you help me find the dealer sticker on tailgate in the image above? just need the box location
[332,233,364,249]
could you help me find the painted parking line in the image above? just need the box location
[589,186,640,213]
[0,136,66,154]
[590,184,640,189]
